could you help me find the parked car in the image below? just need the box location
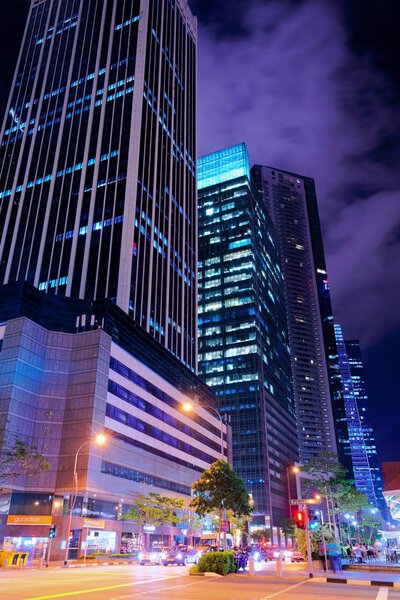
[162,545,199,566]
[290,550,305,563]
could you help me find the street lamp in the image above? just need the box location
[63,433,107,565]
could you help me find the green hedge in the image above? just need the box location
[197,551,236,576]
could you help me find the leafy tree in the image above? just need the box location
[302,451,350,533]
[279,518,295,547]
[338,487,370,514]
[0,437,50,486]
[251,528,271,544]
[124,493,184,549]
[302,451,348,496]
[190,460,252,518]
[190,459,252,549]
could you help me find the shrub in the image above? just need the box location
[189,565,199,574]
[197,551,236,576]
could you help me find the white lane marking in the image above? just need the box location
[261,579,309,599]
[115,580,210,598]
[376,588,389,600]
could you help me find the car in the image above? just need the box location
[250,546,268,562]
[290,551,305,563]
[137,546,170,565]
[162,545,199,566]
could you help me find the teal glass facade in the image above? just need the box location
[345,339,387,516]
[198,144,298,528]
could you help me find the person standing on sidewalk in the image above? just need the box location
[317,541,327,571]
[326,539,341,573]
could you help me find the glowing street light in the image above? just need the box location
[63,433,107,565]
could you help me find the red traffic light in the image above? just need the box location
[295,510,305,529]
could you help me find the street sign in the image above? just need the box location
[220,521,230,532]
[289,498,318,505]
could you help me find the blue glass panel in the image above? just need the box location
[198,143,250,190]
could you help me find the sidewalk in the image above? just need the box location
[249,561,400,586]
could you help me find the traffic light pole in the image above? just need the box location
[46,537,53,567]
[303,505,314,578]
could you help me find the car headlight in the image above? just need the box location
[253,551,260,560]
[176,553,183,559]
[138,553,144,560]
[273,551,280,558]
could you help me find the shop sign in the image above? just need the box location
[7,515,53,526]
[143,525,156,532]
[83,518,105,530]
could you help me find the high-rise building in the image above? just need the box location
[0,0,197,370]
[334,325,377,505]
[252,166,350,468]
[0,282,227,560]
[345,339,386,514]
[198,144,298,529]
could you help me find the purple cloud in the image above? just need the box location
[196,0,400,348]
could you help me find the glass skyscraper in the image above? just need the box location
[198,144,298,528]
[252,166,350,469]
[0,0,197,369]
[345,338,386,514]
[334,325,377,505]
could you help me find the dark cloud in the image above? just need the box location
[194,0,400,349]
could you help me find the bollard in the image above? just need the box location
[248,556,255,577]
[276,557,283,578]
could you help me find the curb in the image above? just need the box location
[189,571,222,578]
[311,577,400,588]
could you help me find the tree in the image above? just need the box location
[123,493,184,549]
[339,488,370,515]
[302,451,350,533]
[302,451,348,497]
[251,528,271,545]
[190,459,252,518]
[0,438,50,487]
[280,518,296,547]
[190,459,252,549]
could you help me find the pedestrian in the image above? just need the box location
[318,541,327,571]
[354,544,363,563]
[326,539,341,573]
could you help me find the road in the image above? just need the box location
[0,563,400,600]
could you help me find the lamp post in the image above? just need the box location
[63,433,107,565]
[182,400,227,550]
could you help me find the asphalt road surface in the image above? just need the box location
[0,564,399,600]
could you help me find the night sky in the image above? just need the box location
[0,0,399,463]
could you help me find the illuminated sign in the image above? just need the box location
[7,515,53,526]
[143,525,156,532]
[83,518,105,530]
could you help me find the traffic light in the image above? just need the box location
[48,525,57,538]
[308,510,319,531]
[295,510,305,530]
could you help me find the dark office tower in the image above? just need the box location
[0,0,197,369]
[334,325,377,505]
[198,144,298,529]
[345,339,386,515]
[252,166,349,466]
